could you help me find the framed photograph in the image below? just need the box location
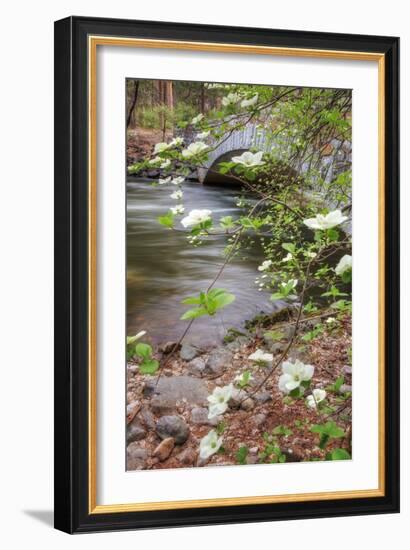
[54,16,400,533]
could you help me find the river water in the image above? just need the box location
[126,178,282,347]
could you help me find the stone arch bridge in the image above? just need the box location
[192,124,351,187]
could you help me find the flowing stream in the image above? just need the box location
[127,178,279,347]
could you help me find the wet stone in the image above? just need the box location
[156,415,190,445]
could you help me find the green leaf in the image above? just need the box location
[209,290,236,310]
[134,342,152,360]
[139,359,159,375]
[236,446,249,465]
[127,334,141,345]
[327,375,345,393]
[180,306,208,320]
[310,420,345,438]
[158,211,175,229]
[263,330,283,342]
[327,228,339,241]
[220,215,235,229]
[181,295,202,305]
[282,243,296,254]
[326,448,351,461]
[272,425,293,437]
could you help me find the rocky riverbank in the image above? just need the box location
[126,306,352,471]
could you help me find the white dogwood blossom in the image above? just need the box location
[249,349,274,367]
[281,279,298,290]
[181,209,212,228]
[222,92,242,106]
[158,176,172,185]
[335,254,352,275]
[303,209,348,231]
[148,156,162,165]
[160,159,171,169]
[199,430,223,460]
[258,260,272,272]
[171,176,185,185]
[191,113,204,124]
[126,331,146,345]
[169,136,183,147]
[197,130,210,140]
[278,359,315,394]
[207,383,234,419]
[234,372,254,386]
[241,94,258,108]
[231,151,264,167]
[170,205,185,215]
[181,141,208,158]
[170,190,183,200]
[306,389,327,409]
[154,142,171,154]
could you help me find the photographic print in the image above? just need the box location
[126,79,353,471]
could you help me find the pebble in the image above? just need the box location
[254,391,272,404]
[139,406,156,430]
[241,397,255,412]
[153,437,175,461]
[126,400,140,417]
[159,341,181,354]
[269,342,286,355]
[156,415,190,444]
[127,444,148,470]
[187,357,206,377]
[150,397,175,416]
[204,348,232,377]
[191,407,220,426]
[229,388,248,409]
[253,413,267,427]
[176,447,198,466]
[180,343,200,361]
[126,418,147,444]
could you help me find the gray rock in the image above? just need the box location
[159,341,181,354]
[254,391,272,404]
[191,407,220,426]
[281,326,296,340]
[150,397,176,416]
[205,348,232,377]
[126,400,140,416]
[229,388,248,409]
[139,406,156,429]
[127,418,147,444]
[153,437,175,461]
[246,453,259,465]
[156,415,190,444]
[241,397,255,412]
[176,447,197,465]
[269,342,286,355]
[144,376,208,411]
[253,413,267,427]
[180,344,200,361]
[226,336,249,351]
[187,357,206,377]
[127,444,148,470]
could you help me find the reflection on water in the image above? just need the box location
[127,178,277,347]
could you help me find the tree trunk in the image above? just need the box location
[126,80,139,128]
[200,83,205,113]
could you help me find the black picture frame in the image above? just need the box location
[54,15,400,534]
